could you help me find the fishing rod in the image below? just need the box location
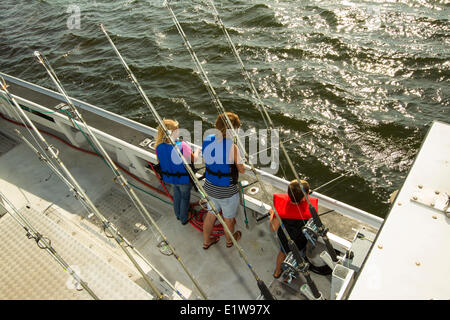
[2,88,188,301]
[1,77,96,219]
[0,191,99,300]
[1,76,167,300]
[14,128,93,215]
[33,50,205,300]
[165,0,322,299]
[130,247,188,300]
[1,94,185,300]
[207,0,340,265]
[16,129,188,299]
[101,23,274,300]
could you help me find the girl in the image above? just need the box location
[155,119,198,225]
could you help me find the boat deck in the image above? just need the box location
[2,74,379,242]
[0,73,381,300]
[349,121,450,300]
[0,121,280,299]
[0,114,363,300]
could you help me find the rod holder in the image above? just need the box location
[320,251,336,270]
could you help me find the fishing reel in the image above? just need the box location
[281,251,299,284]
[280,251,308,284]
[280,252,326,300]
[199,198,209,211]
[302,218,319,247]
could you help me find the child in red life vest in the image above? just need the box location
[269,179,318,278]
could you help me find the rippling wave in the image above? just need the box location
[1,0,449,217]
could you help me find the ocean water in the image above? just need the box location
[0,0,449,218]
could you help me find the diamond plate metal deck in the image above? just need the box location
[0,206,153,300]
[89,188,162,243]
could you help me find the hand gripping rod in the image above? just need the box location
[0,191,99,300]
[207,0,338,265]
[32,52,198,300]
[165,0,322,298]
[1,76,165,300]
[101,23,274,300]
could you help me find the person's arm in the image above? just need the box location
[269,209,280,232]
[191,147,200,164]
[181,141,196,164]
[233,144,245,174]
[155,149,160,164]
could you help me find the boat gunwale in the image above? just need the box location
[0,72,383,229]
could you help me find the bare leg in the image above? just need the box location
[274,251,287,277]
[223,217,235,244]
[203,212,217,245]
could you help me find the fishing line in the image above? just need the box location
[206,0,343,272]
[248,131,313,160]
[14,128,96,219]
[1,78,92,216]
[3,70,166,300]
[0,105,187,299]
[315,158,385,193]
[101,23,274,300]
[0,78,63,173]
[34,50,206,301]
[166,0,323,299]
[0,103,177,250]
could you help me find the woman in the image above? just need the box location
[202,112,245,249]
[155,119,198,225]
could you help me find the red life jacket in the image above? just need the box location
[273,194,318,220]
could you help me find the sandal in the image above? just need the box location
[182,209,196,225]
[203,237,220,250]
[226,231,242,248]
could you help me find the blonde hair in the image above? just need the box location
[155,119,179,147]
[215,112,241,138]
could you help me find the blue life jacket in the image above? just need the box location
[202,134,238,187]
[156,141,190,185]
